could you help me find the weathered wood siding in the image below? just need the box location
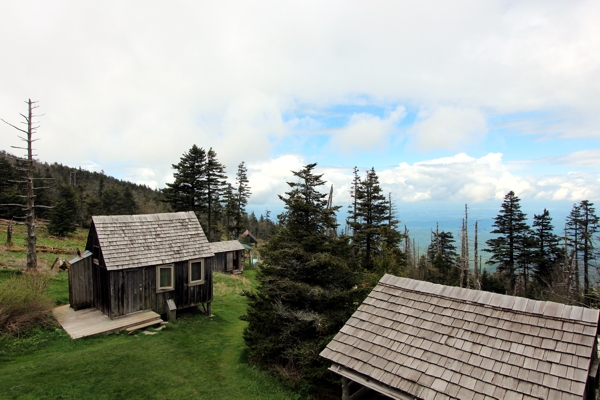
[68,256,93,310]
[92,263,111,315]
[212,250,242,273]
[104,257,214,319]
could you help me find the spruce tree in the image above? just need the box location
[205,148,226,241]
[565,203,582,293]
[222,183,237,239]
[162,145,207,217]
[577,201,599,303]
[242,163,367,394]
[48,185,78,236]
[485,191,531,294]
[531,209,561,288]
[426,230,460,286]
[234,161,251,238]
[348,168,389,270]
[0,155,20,219]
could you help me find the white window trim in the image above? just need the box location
[156,264,174,292]
[188,258,205,286]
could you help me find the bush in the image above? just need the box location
[0,272,55,336]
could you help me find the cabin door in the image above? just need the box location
[124,269,144,314]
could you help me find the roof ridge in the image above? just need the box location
[380,274,599,325]
[92,211,194,223]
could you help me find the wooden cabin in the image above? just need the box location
[209,240,245,273]
[68,211,215,319]
[322,274,600,400]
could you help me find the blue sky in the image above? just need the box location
[1,1,600,241]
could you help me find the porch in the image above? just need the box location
[53,304,162,339]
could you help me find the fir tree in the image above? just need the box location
[162,145,207,217]
[222,183,237,239]
[234,161,251,238]
[242,163,367,394]
[48,185,78,236]
[426,230,460,286]
[565,203,583,293]
[485,191,531,294]
[576,201,599,303]
[205,148,226,241]
[531,209,561,288]
[0,155,20,219]
[348,168,389,270]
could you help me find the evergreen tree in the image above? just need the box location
[162,145,207,217]
[120,187,138,215]
[531,209,561,288]
[234,161,251,238]
[348,168,389,270]
[242,163,367,394]
[348,166,360,238]
[48,185,78,236]
[222,183,237,239]
[205,148,227,241]
[576,201,599,303]
[372,193,406,277]
[426,230,460,286]
[481,269,506,294]
[565,203,582,293]
[485,191,531,294]
[0,155,20,219]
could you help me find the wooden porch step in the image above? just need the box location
[53,305,163,339]
[126,318,164,333]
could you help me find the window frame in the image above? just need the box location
[188,258,205,286]
[156,264,175,292]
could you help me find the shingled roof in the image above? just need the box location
[92,211,214,270]
[321,274,600,400]
[209,240,245,254]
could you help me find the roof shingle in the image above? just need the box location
[93,211,213,270]
[321,275,599,400]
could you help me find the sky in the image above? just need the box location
[1,1,600,236]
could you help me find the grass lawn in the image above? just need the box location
[0,224,300,399]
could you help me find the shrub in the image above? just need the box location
[0,272,55,336]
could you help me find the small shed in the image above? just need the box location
[321,274,600,400]
[69,211,215,319]
[240,229,258,245]
[209,240,245,273]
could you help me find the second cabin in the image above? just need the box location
[210,240,245,274]
[69,211,215,319]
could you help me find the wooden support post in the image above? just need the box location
[342,377,350,400]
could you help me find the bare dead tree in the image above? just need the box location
[464,204,469,288]
[459,218,465,288]
[6,220,13,247]
[474,220,480,290]
[1,99,52,269]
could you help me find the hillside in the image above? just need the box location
[0,150,169,227]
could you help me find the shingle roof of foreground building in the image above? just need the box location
[321,274,600,400]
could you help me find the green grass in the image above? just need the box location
[0,269,300,399]
[0,223,300,399]
[0,222,86,270]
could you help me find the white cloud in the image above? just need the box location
[542,150,600,168]
[1,1,600,196]
[408,107,488,151]
[328,106,406,153]
[318,153,600,206]
[246,154,305,206]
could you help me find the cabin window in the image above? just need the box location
[188,258,204,285]
[157,265,174,292]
